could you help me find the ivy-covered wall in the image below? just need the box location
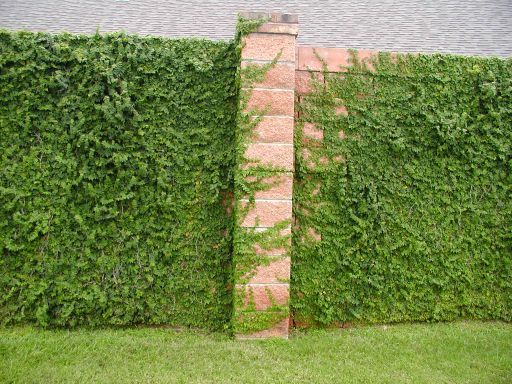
[1,26,511,333]
[0,31,238,329]
[293,52,512,326]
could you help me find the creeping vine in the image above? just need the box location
[293,50,512,327]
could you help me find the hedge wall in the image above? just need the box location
[293,52,512,326]
[0,31,238,329]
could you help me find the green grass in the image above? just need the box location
[1,321,511,383]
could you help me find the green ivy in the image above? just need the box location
[4,25,508,334]
[293,51,512,326]
[0,31,238,329]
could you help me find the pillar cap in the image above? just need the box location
[238,12,299,36]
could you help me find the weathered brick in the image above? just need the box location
[242,34,295,61]
[247,89,295,116]
[252,116,294,143]
[245,143,293,170]
[248,257,291,284]
[241,200,292,227]
[242,61,295,90]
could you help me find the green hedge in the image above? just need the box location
[293,52,512,326]
[0,31,238,329]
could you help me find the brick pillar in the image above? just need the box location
[235,12,298,338]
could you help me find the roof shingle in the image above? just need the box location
[0,0,511,57]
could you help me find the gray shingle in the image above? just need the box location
[0,0,511,57]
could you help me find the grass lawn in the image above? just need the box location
[1,321,511,383]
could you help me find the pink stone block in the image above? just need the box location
[247,89,295,116]
[241,200,292,228]
[335,105,349,116]
[252,116,294,143]
[303,122,323,140]
[242,61,295,90]
[242,34,295,61]
[248,257,291,284]
[245,143,294,171]
[295,70,324,95]
[296,46,375,72]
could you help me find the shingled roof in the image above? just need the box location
[1,0,511,57]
